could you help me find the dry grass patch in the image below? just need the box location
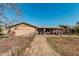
[46,37,79,56]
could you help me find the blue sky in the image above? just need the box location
[13,3,79,26]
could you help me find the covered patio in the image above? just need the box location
[37,27,64,35]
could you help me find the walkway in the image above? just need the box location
[29,35,60,56]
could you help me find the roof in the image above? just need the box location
[37,26,64,29]
[8,22,65,29]
[9,22,37,28]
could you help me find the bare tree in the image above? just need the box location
[0,3,22,29]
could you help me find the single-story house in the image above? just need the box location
[8,22,66,36]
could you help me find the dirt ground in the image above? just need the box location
[29,35,60,56]
[0,34,78,56]
[0,35,34,55]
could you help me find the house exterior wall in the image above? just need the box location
[10,24,36,36]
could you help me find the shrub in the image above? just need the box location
[76,28,79,33]
[0,26,3,35]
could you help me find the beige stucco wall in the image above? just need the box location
[10,24,36,36]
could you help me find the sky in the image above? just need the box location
[7,3,79,26]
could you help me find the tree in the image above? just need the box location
[76,21,79,25]
[75,27,79,34]
[0,3,22,29]
[75,21,79,34]
[59,24,68,29]
[58,24,74,34]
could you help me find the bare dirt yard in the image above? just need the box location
[0,34,35,56]
[46,35,79,56]
[0,34,79,56]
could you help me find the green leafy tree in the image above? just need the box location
[75,21,79,34]
[76,28,79,33]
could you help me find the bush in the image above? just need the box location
[75,25,79,34]
[0,26,3,35]
[0,28,2,32]
[76,28,79,33]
